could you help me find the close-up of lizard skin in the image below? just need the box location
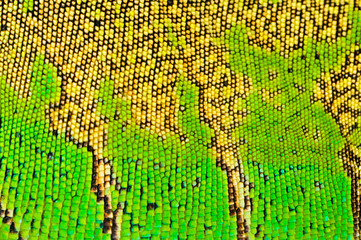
[0,0,361,239]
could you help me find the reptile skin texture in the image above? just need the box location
[1,0,361,239]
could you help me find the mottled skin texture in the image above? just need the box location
[1,0,361,239]
[1,1,254,238]
[315,45,361,238]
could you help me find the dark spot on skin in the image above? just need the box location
[10,222,17,233]
[94,20,101,26]
[2,216,11,224]
[4,168,10,179]
[48,152,54,161]
[53,130,59,137]
[140,185,144,198]
[122,201,128,214]
[30,219,35,228]
[264,175,270,182]
[147,203,158,210]
[204,224,212,230]
[255,224,262,237]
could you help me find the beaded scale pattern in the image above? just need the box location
[0,0,361,239]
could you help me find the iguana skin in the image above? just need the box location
[0,0,361,239]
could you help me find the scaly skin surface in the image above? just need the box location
[1,0,361,239]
